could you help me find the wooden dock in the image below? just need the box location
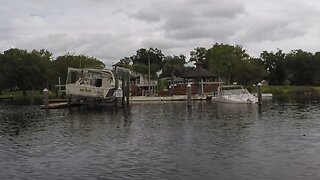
[40,102,70,109]
[41,95,211,109]
[130,95,209,102]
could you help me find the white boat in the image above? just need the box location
[65,67,116,104]
[212,85,258,104]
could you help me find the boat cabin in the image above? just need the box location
[65,68,115,99]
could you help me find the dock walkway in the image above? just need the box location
[41,95,211,109]
[130,95,208,102]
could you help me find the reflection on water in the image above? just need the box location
[1,96,320,179]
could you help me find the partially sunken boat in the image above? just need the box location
[212,85,258,104]
[65,67,116,105]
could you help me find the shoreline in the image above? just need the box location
[2,86,320,102]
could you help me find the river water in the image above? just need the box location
[1,96,320,179]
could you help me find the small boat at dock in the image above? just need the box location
[212,85,258,104]
[65,67,116,105]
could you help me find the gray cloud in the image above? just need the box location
[131,0,246,41]
[1,0,320,65]
[238,19,304,43]
[130,10,162,23]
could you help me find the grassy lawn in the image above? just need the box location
[0,90,57,100]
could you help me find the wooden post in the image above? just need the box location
[148,56,150,95]
[122,71,125,104]
[114,65,119,107]
[187,84,192,107]
[257,83,262,105]
[126,72,130,106]
[43,88,49,109]
[115,66,119,89]
[115,87,123,108]
[201,78,204,95]
[58,76,61,91]
[67,95,72,107]
[30,89,34,105]
[169,85,173,96]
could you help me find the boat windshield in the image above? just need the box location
[219,86,250,96]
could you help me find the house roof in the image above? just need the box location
[181,63,217,79]
[161,77,185,82]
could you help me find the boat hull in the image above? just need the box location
[212,85,258,104]
[212,96,258,104]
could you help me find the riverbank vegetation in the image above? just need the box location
[1,43,320,97]
[0,89,57,100]
[261,86,320,94]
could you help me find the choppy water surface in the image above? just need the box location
[1,96,320,179]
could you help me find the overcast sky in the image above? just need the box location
[1,0,320,66]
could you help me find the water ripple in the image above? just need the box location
[1,98,320,179]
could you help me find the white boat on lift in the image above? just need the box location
[65,67,116,104]
[212,85,258,104]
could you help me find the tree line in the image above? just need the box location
[0,48,103,95]
[1,43,320,95]
[121,43,320,87]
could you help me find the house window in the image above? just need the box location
[136,77,141,85]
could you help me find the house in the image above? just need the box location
[180,62,220,95]
[112,63,158,96]
[130,71,157,96]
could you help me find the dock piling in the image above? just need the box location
[187,84,192,107]
[43,88,49,109]
[257,83,262,105]
[115,87,123,108]
[126,72,130,106]
[121,71,125,105]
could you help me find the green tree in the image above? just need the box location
[130,48,164,78]
[233,58,267,85]
[311,52,320,85]
[260,50,286,85]
[28,49,53,89]
[0,53,6,94]
[3,48,26,92]
[285,49,314,85]
[117,57,132,69]
[206,43,249,84]
[51,54,105,85]
[161,55,186,82]
[1,48,53,95]
[3,48,32,95]
[189,47,207,67]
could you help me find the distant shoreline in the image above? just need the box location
[1,86,320,102]
[259,86,320,95]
